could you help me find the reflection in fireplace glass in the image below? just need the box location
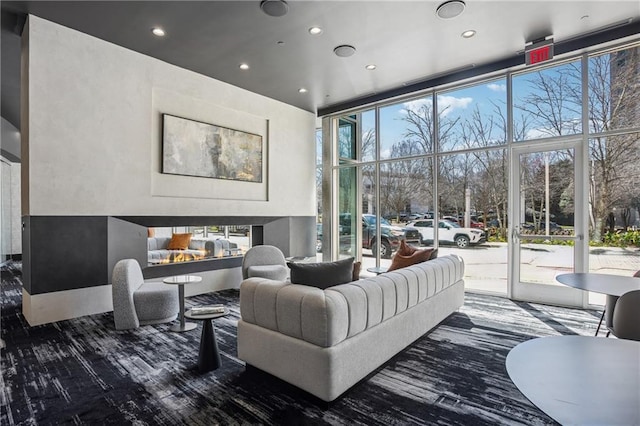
[147,225,251,266]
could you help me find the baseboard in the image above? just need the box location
[22,285,114,326]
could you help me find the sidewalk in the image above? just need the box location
[354,242,639,305]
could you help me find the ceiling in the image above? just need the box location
[2,0,640,135]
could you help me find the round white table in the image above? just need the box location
[555,273,640,297]
[556,273,640,334]
[163,275,202,332]
[507,335,640,426]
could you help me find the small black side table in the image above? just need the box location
[184,307,229,372]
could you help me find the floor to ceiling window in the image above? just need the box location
[315,127,324,260]
[322,40,640,306]
[585,44,640,305]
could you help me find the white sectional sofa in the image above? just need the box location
[147,237,238,264]
[237,254,465,402]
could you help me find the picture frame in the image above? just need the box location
[161,114,263,183]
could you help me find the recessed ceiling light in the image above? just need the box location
[277,41,285,45]
[365,64,377,70]
[151,27,165,37]
[436,0,466,19]
[239,63,250,70]
[461,30,476,38]
[309,26,323,35]
[581,15,589,20]
[334,45,356,58]
[298,88,308,93]
[260,0,289,17]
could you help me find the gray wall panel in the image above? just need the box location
[26,216,108,295]
[107,217,147,283]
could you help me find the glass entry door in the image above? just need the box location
[510,141,586,307]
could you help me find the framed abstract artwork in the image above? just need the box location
[162,114,263,183]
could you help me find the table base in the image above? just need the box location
[170,322,197,332]
[198,320,222,372]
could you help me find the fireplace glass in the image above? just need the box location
[147,225,251,266]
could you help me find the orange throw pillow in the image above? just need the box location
[387,240,434,271]
[167,233,192,250]
[147,227,156,238]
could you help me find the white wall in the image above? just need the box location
[24,15,316,217]
[1,158,21,258]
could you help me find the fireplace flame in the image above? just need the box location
[152,248,245,267]
[159,250,206,264]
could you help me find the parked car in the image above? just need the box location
[316,223,323,252]
[469,220,485,229]
[443,216,485,229]
[406,219,486,248]
[339,214,421,258]
[549,222,563,230]
[442,216,459,224]
[316,223,351,253]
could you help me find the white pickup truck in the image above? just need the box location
[406,219,486,248]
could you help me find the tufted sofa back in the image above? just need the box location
[240,255,464,348]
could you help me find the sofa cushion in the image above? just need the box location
[388,240,435,271]
[148,237,170,251]
[288,257,354,289]
[133,282,178,322]
[167,233,192,250]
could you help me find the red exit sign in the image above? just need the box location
[525,39,554,66]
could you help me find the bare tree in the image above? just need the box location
[515,63,582,138]
[461,103,512,230]
[518,48,640,240]
[315,129,323,216]
[379,144,431,217]
[398,100,459,215]
[585,48,640,239]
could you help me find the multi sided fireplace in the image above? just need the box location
[146,226,248,266]
[21,214,312,299]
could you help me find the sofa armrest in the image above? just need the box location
[147,237,171,251]
[240,278,350,347]
[240,278,289,326]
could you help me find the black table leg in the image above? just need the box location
[595,308,605,336]
[198,319,221,372]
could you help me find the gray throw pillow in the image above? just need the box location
[288,257,354,289]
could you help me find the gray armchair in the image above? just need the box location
[605,270,640,335]
[241,245,288,281]
[610,289,640,341]
[112,259,179,330]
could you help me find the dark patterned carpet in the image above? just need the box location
[1,261,602,425]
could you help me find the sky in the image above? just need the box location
[360,59,584,158]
